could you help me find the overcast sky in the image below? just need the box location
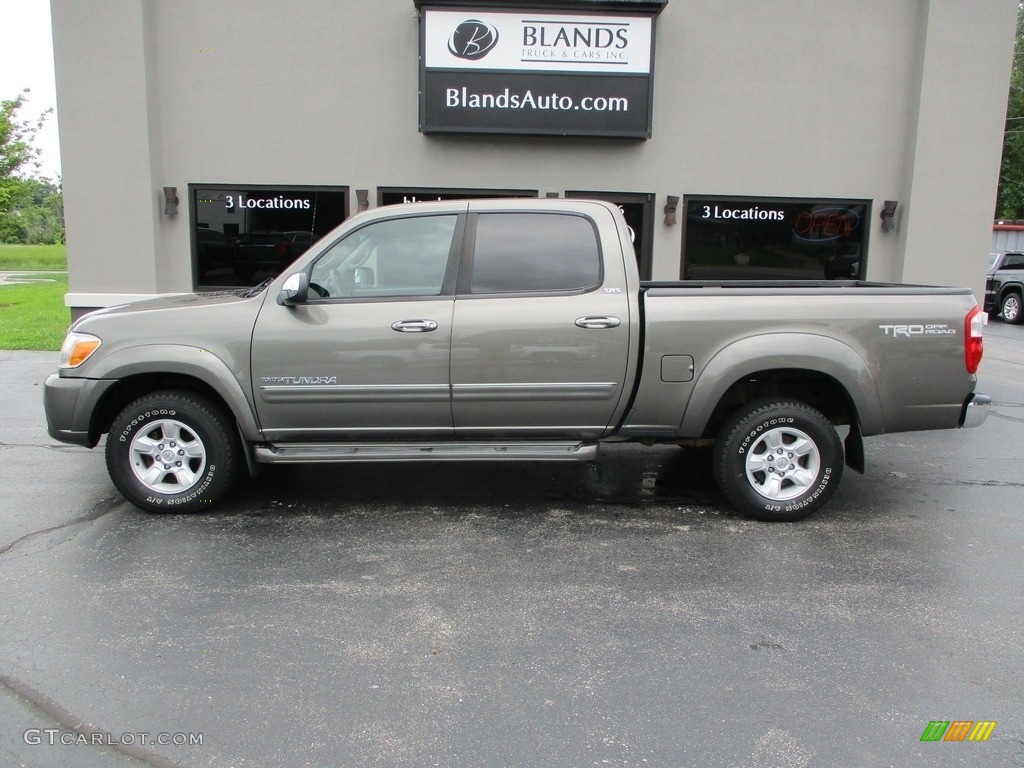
[1,0,61,179]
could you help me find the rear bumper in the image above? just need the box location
[959,392,991,429]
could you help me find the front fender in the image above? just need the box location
[678,333,883,437]
[87,344,261,441]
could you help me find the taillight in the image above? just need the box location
[965,305,984,374]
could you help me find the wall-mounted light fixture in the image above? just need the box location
[356,189,369,213]
[880,200,898,232]
[163,187,179,216]
[664,195,679,226]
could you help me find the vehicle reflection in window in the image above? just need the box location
[192,187,348,289]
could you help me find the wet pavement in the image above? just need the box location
[0,271,65,285]
[0,324,1022,768]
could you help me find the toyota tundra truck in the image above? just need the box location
[44,199,990,521]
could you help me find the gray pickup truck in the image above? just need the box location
[45,199,989,521]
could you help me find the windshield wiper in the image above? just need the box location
[239,278,275,298]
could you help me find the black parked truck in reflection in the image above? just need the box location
[231,231,317,283]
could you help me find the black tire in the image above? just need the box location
[105,391,239,513]
[1001,291,1023,324]
[713,400,843,522]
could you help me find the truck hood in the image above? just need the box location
[73,289,263,327]
[68,287,271,353]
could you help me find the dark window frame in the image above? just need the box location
[377,187,538,207]
[189,183,350,291]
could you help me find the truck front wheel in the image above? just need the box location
[105,391,239,513]
[713,400,843,522]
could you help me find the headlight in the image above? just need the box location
[59,332,102,369]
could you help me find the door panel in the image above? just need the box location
[251,299,455,440]
[451,207,632,437]
[451,293,630,437]
[251,212,461,441]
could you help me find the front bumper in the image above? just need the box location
[959,392,991,429]
[43,373,117,447]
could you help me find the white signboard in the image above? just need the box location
[424,10,653,74]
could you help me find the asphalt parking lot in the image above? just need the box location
[1,322,1022,768]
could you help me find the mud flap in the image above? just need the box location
[844,422,865,474]
[237,423,261,478]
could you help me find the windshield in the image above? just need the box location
[989,253,1000,271]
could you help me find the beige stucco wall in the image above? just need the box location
[51,0,1018,308]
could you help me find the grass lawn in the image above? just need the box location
[0,275,70,350]
[0,243,68,271]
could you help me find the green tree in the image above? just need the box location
[997,4,1024,220]
[0,176,64,244]
[1,92,44,178]
[0,92,63,244]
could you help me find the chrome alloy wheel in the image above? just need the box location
[744,426,821,501]
[129,419,207,494]
[1003,293,1022,323]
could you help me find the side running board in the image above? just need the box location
[254,441,599,464]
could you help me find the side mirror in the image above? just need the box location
[276,272,309,306]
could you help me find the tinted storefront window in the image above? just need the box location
[378,187,536,206]
[682,197,870,281]
[192,185,349,288]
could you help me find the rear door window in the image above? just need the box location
[468,213,601,294]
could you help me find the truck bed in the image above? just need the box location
[641,280,974,295]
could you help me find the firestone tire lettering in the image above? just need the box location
[105,391,239,514]
[712,399,844,522]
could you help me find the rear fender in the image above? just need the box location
[679,333,883,437]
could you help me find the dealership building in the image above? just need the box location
[50,0,1017,316]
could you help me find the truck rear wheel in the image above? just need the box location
[1001,291,1023,324]
[105,391,239,513]
[713,400,843,522]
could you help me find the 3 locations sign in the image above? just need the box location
[419,6,661,138]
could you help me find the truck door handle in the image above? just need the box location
[391,319,438,333]
[575,315,621,329]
